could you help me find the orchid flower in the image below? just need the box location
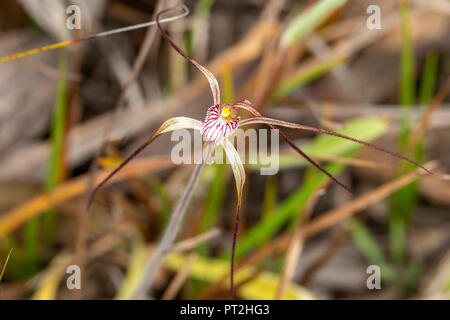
[88,7,430,298]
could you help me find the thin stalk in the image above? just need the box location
[132,154,210,299]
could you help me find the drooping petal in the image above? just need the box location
[156,9,220,106]
[232,100,261,116]
[232,99,353,192]
[239,116,431,174]
[222,138,245,211]
[191,61,221,106]
[155,116,204,134]
[201,105,240,145]
[88,117,203,209]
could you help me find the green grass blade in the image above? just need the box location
[280,0,348,47]
[43,49,68,245]
[349,218,396,283]
[194,0,216,16]
[390,0,417,266]
[272,56,347,101]
[0,248,13,282]
[262,177,277,218]
[419,51,439,105]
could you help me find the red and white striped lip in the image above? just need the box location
[201,105,240,145]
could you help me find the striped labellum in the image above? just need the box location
[201,105,240,145]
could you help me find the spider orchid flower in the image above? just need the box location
[88,7,431,298]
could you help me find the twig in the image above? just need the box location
[170,228,221,253]
[161,253,197,300]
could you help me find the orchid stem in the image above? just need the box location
[132,147,210,299]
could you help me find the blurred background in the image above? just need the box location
[0,0,449,300]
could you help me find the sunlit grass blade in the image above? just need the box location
[0,248,13,282]
[32,254,71,300]
[115,237,148,300]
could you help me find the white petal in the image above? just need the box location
[190,60,221,106]
[156,117,204,135]
[222,139,245,211]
